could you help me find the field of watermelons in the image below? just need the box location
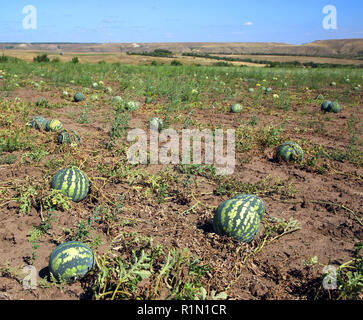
[0,56,362,300]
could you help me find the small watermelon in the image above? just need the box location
[213,194,264,242]
[74,92,85,102]
[48,241,94,283]
[330,81,336,87]
[112,96,123,104]
[264,87,272,94]
[29,116,47,131]
[321,100,332,112]
[315,94,324,100]
[57,129,81,145]
[275,141,304,163]
[231,103,242,113]
[51,166,89,202]
[126,101,140,111]
[45,119,63,132]
[329,101,341,113]
[248,88,254,93]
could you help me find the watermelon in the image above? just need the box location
[29,116,47,131]
[330,82,336,87]
[51,166,89,202]
[231,103,242,113]
[275,141,304,162]
[126,101,140,111]
[213,194,264,242]
[315,94,324,100]
[105,86,113,94]
[353,87,359,91]
[321,100,332,112]
[264,87,272,94]
[48,241,94,283]
[57,129,81,145]
[36,98,48,107]
[74,92,85,102]
[112,96,123,104]
[248,88,254,93]
[46,119,64,132]
[329,101,341,113]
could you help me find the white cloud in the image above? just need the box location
[244,22,253,26]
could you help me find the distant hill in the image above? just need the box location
[1,39,362,57]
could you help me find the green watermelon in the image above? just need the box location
[248,88,254,93]
[112,96,123,104]
[321,100,332,112]
[315,94,324,100]
[57,129,81,145]
[231,103,242,113]
[36,98,48,107]
[29,116,47,130]
[48,241,94,283]
[51,166,89,202]
[213,194,264,242]
[46,119,64,132]
[264,87,272,94]
[74,92,85,102]
[126,101,140,111]
[275,141,304,162]
[329,101,341,113]
[330,82,336,87]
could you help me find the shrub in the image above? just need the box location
[72,56,80,64]
[171,59,182,66]
[33,54,50,63]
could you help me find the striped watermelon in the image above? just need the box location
[329,101,341,113]
[48,241,94,283]
[51,166,89,202]
[126,101,140,111]
[213,194,265,242]
[321,100,332,112]
[46,119,64,132]
[231,103,242,113]
[275,141,303,162]
[57,129,81,145]
[29,116,47,131]
[74,92,85,102]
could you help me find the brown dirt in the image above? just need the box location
[0,81,362,301]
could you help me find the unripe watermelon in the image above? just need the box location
[213,194,264,242]
[48,241,94,283]
[112,96,123,104]
[74,92,85,102]
[248,88,254,93]
[231,103,242,113]
[126,101,140,111]
[275,141,303,162]
[29,116,47,131]
[46,119,64,132]
[321,100,332,112]
[57,129,81,145]
[51,166,89,202]
[329,101,341,113]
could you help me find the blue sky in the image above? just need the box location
[0,0,362,44]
